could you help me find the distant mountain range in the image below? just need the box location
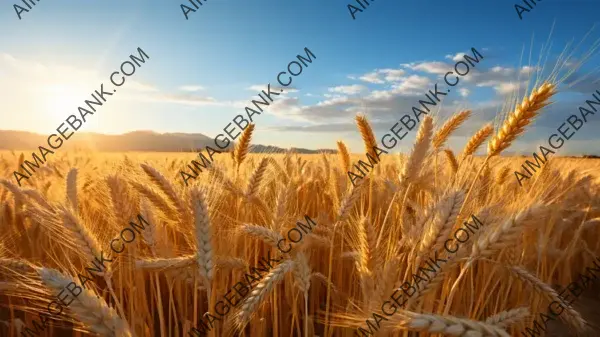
[0,130,337,154]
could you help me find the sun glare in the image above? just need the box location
[42,84,88,124]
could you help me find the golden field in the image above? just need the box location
[1,85,600,337]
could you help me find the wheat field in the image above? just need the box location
[1,83,600,337]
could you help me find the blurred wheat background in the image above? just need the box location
[0,80,600,337]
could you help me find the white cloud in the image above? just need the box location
[494,82,522,95]
[179,85,205,92]
[328,84,366,95]
[490,66,514,75]
[142,92,224,106]
[445,52,466,62]
[520,66,538,75]
[379,68,406,82]
[387,75,431,95]
[406,61,451,75]
[246,84,298,93]
[356,68,407,84]
[458,88,470,97]
[359,71,385,84]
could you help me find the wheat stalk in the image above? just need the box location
[0,179,26,202]
[336,141,351,171]
[471,204,544,258]
[507,265,586,331]
[234,123,256,170]
[38,267,132,337]
[292,252,312,294]
[272,185,289,229]
[135,255,196,270]
[66,168,78,211]
[21,188,54,211]
[460,123,494,159]
[240,224,283,248]
[384,310,511,337]
[484,307,530,328]
[398,116,433,187]
[140,199,158,254]
[495,166,511,185]
[355,114,378,158]
[0,258,38,272]
[236,259,295,328]
[60,205,104,270]
[244,157,269,200]
[432,110,471,149]
[129,181,178,219]
[488,82,556,157]
[444,149,459,175]
[191,187,214,285]
[107,175,134,223]
[338,178,366,223]
[140,163,187,221]
[207,165,244,196]
[420,190,465,254]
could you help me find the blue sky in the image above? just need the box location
[1,0,600,155]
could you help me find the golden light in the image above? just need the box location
[42,84,85,122]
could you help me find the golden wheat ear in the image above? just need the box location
[432,109,471,149]
[506,265,586,331]
[244,157,269,200]
[461,123,494,159]
[488,82,557,157]
[240,224,283,248]
[65,168,78,211]
[355,114,378,158]
[190,187,215,287]
[444,149,459,175]
[336,140,351,172]
[235,259,295,329]
[38,267,133,336]
[398,116,433,187]
[234,123,256,170]
[484,307,530,328]
[140,163,187,221]
[382,310,512,337]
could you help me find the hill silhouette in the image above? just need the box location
[0,130,336,154]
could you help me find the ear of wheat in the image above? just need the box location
[460,123,494,159]
[135,255,196,270]
[60,206,105,273]
[484,307,530,328]
[444,149,459,175]
[129,181,178,219]
[66,168,78,211]
[234,123,256,169]
[338,178,366,223]
[336,141,351,171]
[488,83,556,157]
[244,157,269,200]
[507,265,586,331]
[140,164,188,222]
[355,114,378,158]
[38,267,132,337]
[236,259,295,328]
[398,116,433,187]
[384,309,511,337]
[419,190,465,254]
[107,175,135,223]
[471,204,544,259]
[432,110,471,149]
[240,224,283,248]
[191,188,215,286]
